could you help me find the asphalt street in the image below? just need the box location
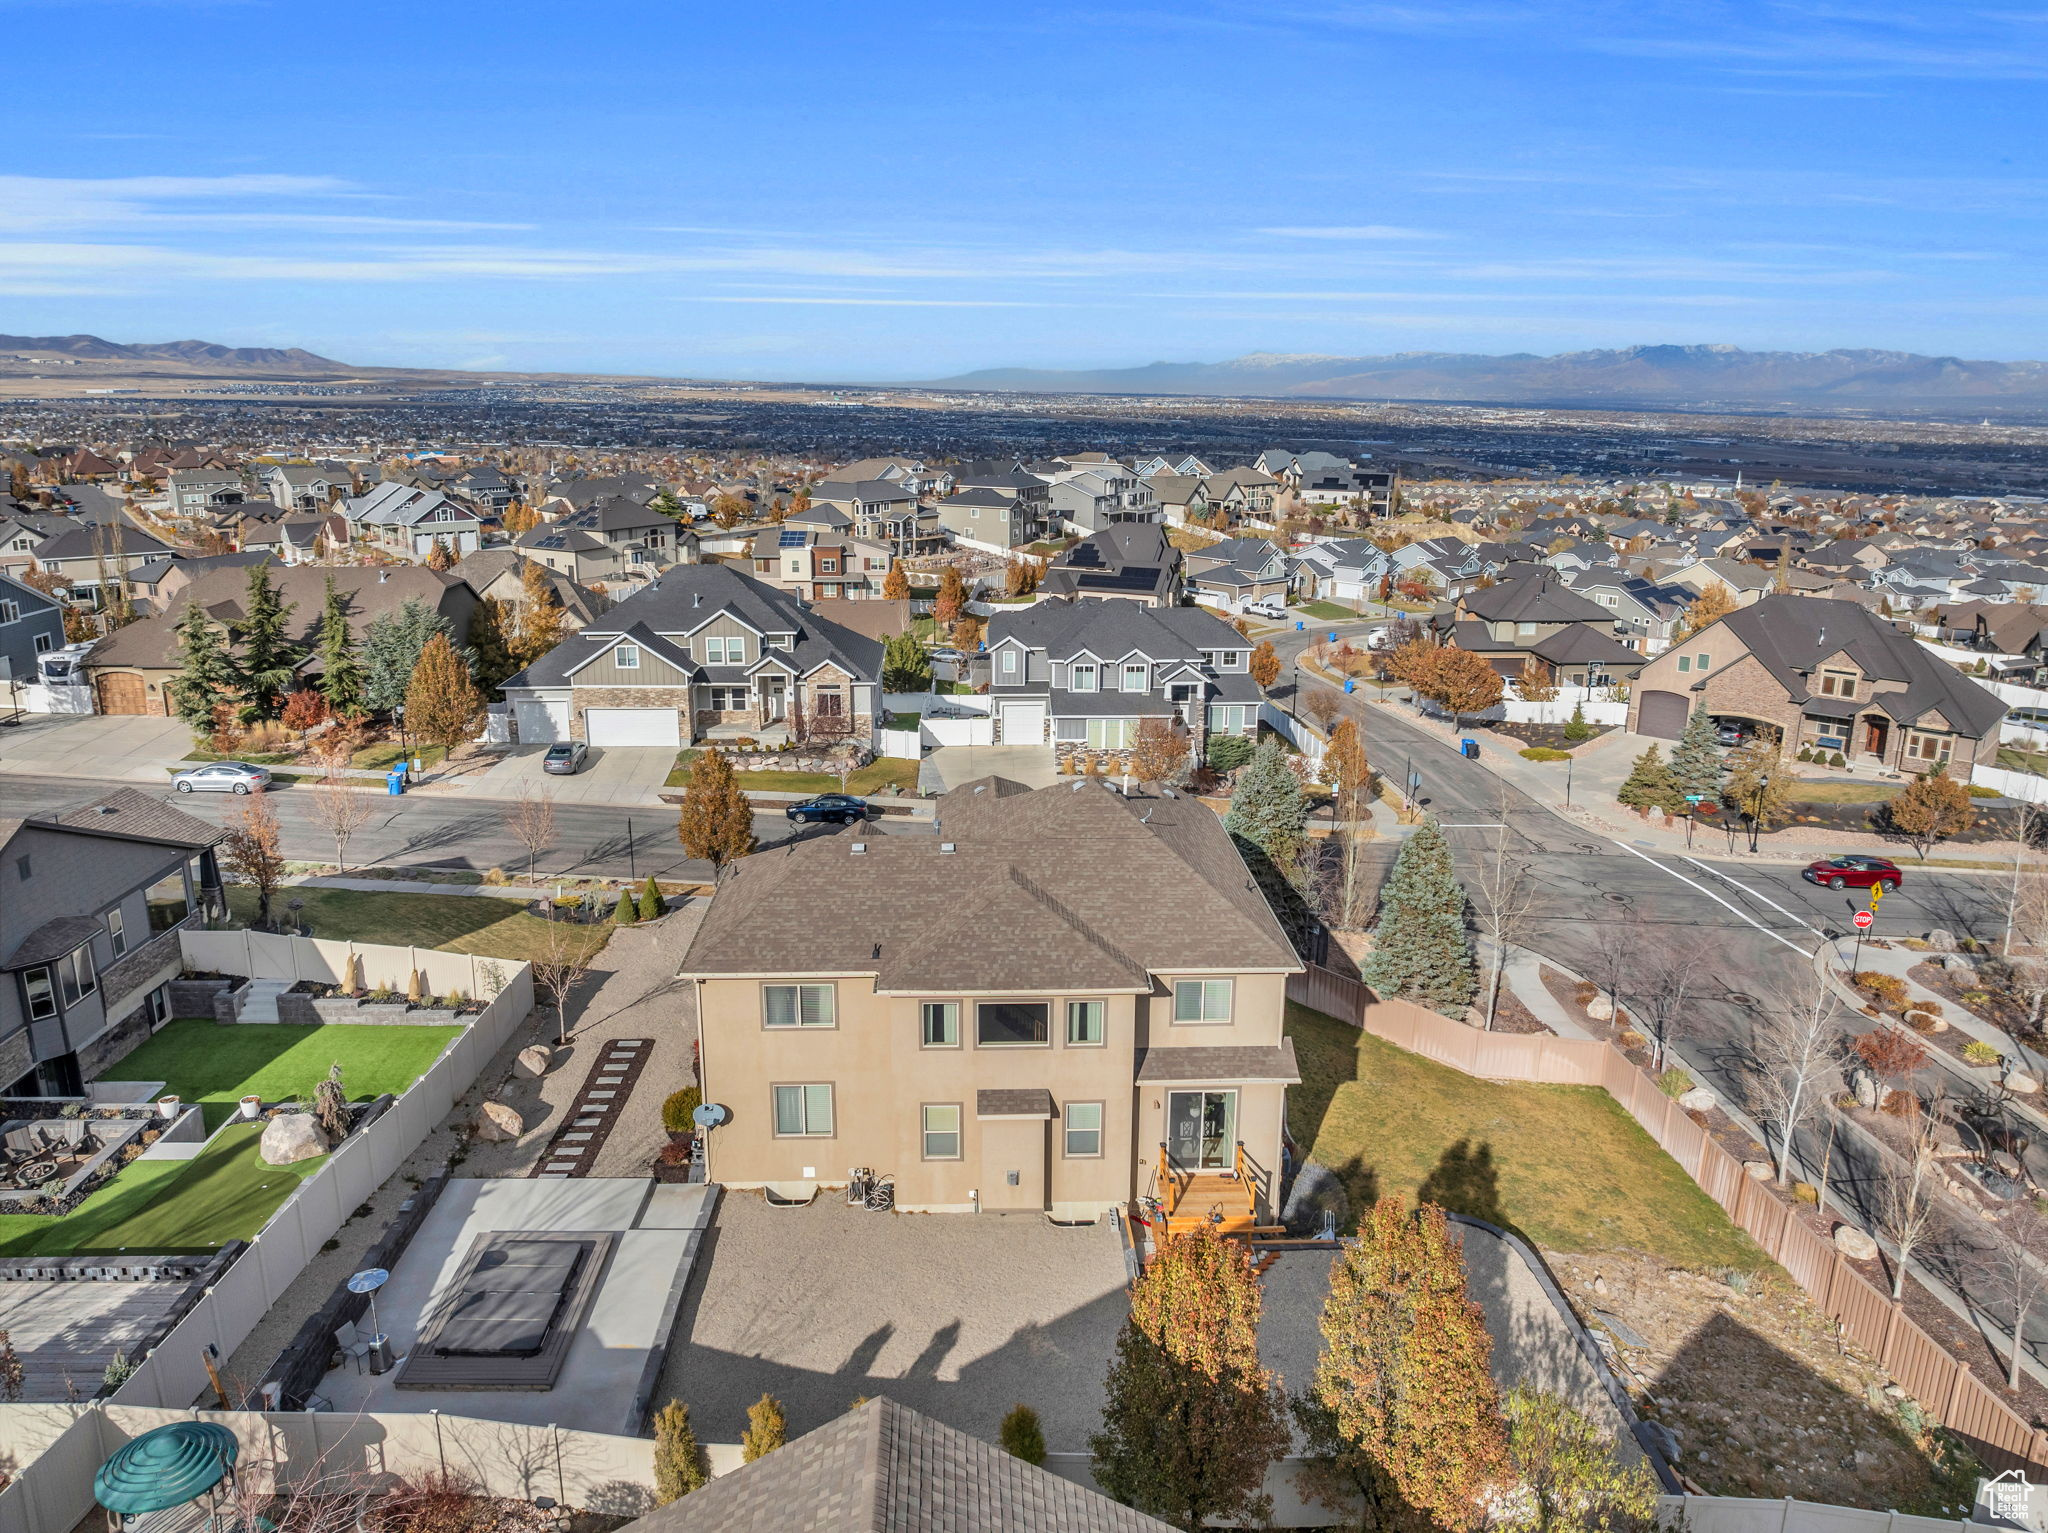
[0,774,920,884]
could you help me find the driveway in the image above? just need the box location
[0,714,192,782]
[464,744,677,805]
[921,744,1059,793]
[658,1196,1129,1449]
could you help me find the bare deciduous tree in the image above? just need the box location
[1980,1200,2048,1390]
[1630,927,1713,1071]
[307,769,374,874]
[531,912,600,1044]
[504,783,556,884]
[1474,790,1537,1032]
[1878,1105,1944,1302]
[1746,972,1842,1188]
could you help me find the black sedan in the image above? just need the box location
[786,793,869,825]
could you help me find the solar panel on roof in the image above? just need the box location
[778,528,807,547]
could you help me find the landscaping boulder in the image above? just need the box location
[1904,1010,1948,1033]
[1849,1068,1881,1111]
[1584,993,1616,1023]
[258,1112,331,1166]
[1743,1160,1773,1181]
[474,1101,523,1142]
[1678,1086,1717,1113]
[1281,1159,1350,1237]
[1926,929,1958,953]
[1832,1225,1880,1261]
[514,1045,554,1079]
[2004,1068,2041,1095]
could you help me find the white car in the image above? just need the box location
[1241,599,1287,621]
[171,762,272,794]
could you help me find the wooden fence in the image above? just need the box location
[1288,965,2048,1477]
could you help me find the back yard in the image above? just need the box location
[115,1018,459,1130]
[225,887,613,964]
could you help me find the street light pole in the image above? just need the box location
[1565,754,1574,810]
[1747,772,1770,854]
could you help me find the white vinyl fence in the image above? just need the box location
[1973,763,2048,805]
[878,727,921,760]
[87,933,532,1418]
[1499,685,1631,726]
[1670,1493,1971,1533]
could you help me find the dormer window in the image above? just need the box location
[1122,662,1148,692]
[615,643,640,669]
[1818,670,1856,698]
[999,648,1019,677]
[1070,662,1099,692]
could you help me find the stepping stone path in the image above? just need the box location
[529,1038,653,1179]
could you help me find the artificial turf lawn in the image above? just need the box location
[0,1123,321,1257]
[1293,600,1360,621]
[114,1018,459,1130]
[225,886,612,964]
[1285,1002,1768,1271]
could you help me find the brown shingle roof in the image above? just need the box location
[1135,1040,1300,1084]
[29,786,222,849]
[976,1088,1055,1118]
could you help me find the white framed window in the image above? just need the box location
[1085,718,1135,749]
[1064,1101,1104,1158]
[701,635,744,665]
[1066,999,1105,1045]
[58,946,96,1006]
[1000,648,1019,677]
[1207,704,1249,734]
[0,600,17,623]
[1069,662,1098,692]
[33,632,52,654]
[614,643,640,669]
[921,1000,959,1047]
[772,1083,834,1136]
[1121,663,1147,692]
[763,983,836,1028]
[921,1103,962,1159]
[107,908,126,958]
[1173,978,1233,1023]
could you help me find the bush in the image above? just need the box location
[1519,746,1571,761]
[613,888,637,925]
[662,1087,703,1136]
[1561,703,1593,742]
[1962,989,1992,1007]
[1206,735,1255,773]
[652,1399,708,1504]
[280,690,329,731]
[1657,1068,1695,1098]
[1791,1181,1819,1205]
[1968,784,2002,798]
[1963,1039,2003,1066]
[1797,747,1815,762]
[1829,751,1847,767]
[638,874,665,920]
[999,1403,1047,1465]
[1852,971,1909,1009]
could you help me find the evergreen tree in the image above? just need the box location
[1091,1225,1289,1531]
[1223,738,1307,879]
[233,563,299,721]
[1295,1198,1507,1532]
[741,1393,787,1462]
[1361,815,1476,1016]
[467,595,521,690]
[638,875,665,921]
[1000,1404,1047,1466]
[1561,701,1592,741]
[1667,705,1723,800]
[1616,744,1680,814]
[403,633,486,751]
[166,602,240,731]
[651,1399,708,1504]
[613,887,638,924]
[363,598,455,712]
[881,630,932,692]
[315,577,365,719]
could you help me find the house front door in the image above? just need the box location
[1864,717,1890,757]
[763,680,786,722]
[1166,1090,1237,1171]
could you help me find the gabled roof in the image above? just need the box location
[16,786,223,852]
[1458,566,1611,624]
[31,523,173,563]
[989,596,1244,665]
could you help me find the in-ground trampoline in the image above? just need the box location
[394,1230,612,1391]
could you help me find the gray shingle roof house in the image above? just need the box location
[1629,594,2006,772]
[1431,565,1647,687]
[986,597,1264,768]
[1040,524,1183,606]
[500,562,882,749]
[620,1396,1175,1532]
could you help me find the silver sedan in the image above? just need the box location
[170,762,272,794]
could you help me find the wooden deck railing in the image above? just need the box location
[1233,1140,1259,1219]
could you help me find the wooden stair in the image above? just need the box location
[1161,1173,1286,1239]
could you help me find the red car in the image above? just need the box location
[1802,855,1902,892]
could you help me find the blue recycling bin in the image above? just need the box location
[1343,678,1356,693]
[386,768,407,796]
[1295,620,1304,631]
[1460,738,1480,759]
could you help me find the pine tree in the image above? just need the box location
[1091,1225,1289,1531]
[403,633,485,751]
[1616,744,1679,814]
[363,598,455,712]
[1223,738,1307,879]
[1667,705,1723,800]
[651,1399,708,1503]
[467,595,521,690]
[233,563,299,721]
[166,602,240,731]
[881,631,931,692]
[638,875,664,921]
[1361,816,1476,1015]
[315,577,365,719]
[1561,701,1592,741]
[1000,1404,1047,1466]
[613,887,638,924]
[1295,1198,1507,1532]
[677,749,756,870]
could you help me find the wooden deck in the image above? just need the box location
[1160,1173,1285,1240]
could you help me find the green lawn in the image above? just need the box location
[1286,1003,1767,1270]
[351,741,450,771]
[1788,781,1900,804]
[225,887,612,964]
[1294,600,1358,621]
[114,1018,459,1130]
[1997,747,2048,778]
[0,1124,321,1257]
[664,751,920,795]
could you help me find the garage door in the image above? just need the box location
[584,708,681,748]
[1637,689,1690,740]
[514,700,569,745]
[1000,700,1046,744]
[95,671,152,715]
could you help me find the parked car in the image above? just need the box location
[170,762,271,794]
[1716,722,1750,747]
[1242,598,1286,621]
[927,647,967,664]
[786,793,868,825]
[1802,855,1903,892]
[542,741,590,776]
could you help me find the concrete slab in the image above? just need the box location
[463,745,677,806]
[924,744,1060,793]
[0,715,194,782]
[314,1178,689,1434]
[638,1183,715,1231]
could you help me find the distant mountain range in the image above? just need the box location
[0,333,347,370]
[923,345,2048,409]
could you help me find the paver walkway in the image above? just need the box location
[531,1037,655,1178]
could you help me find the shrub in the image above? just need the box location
[1905,1012,1937,1033]
[1000,1403,1047,1465]
[614,888,638,925]
[280,690,329,731]
[482,867,508,885]
[742,1393,787,1462]
[1881,1092,1922,1118]
[638,875,665,920]
[1206,735,1255,773]
[662,1087,703,1136]
[1797,747,1814,763]
[1963,1040,2003,1066]
[1829,751,1847,767]
[1962,989,1992,1007]
[1791,1182,1819,1205]
[1852,971,1908,1009]
[1657,1068,1694,1098]
[1562,703,1593,742]
[652,1399,708,1504]
[1968,784,2002,798]
[1618,1029,1646,1049]
[1519,747,1571,761]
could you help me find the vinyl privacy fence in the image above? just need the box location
[1288,964,2048,1479]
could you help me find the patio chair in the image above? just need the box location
[333,1320,374,1374]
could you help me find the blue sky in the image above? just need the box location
[3,1,2041,378]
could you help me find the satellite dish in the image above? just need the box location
[692,1102,730,1129]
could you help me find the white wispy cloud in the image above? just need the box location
[1255,225,1443,240]
[0,174,523,235]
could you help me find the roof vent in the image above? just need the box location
[1162,787,1177,799]
[939,841,956,854]
[98,803,119,815]
[850,842,867,855]
[1071,780,1086,793]
[693,592,701,608]
[377,570,389,582]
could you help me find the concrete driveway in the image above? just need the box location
[921,744,1059,793]
[659,1196,1129,1449]
[0,714,192,782]
[466,744,677,805]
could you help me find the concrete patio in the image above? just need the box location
[0,715,193,781]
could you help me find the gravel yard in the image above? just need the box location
[657,1194,1130,1450]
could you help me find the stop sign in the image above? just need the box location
[1853,911,1874,930]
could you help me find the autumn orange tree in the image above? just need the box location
[1295,1198,1506,1531]
[1091,1225,1289,1531]
[1429,648,1505,730]
[933,564,969,627]
[403,634,486,752]
[881,564,911,601]
[1885,763,1972,861]
[515,559,567,667]
[1130,716,1190,786]
[676,749,756,871]
[1676,582,1737,639]
[221,792,287,928]
[1250,639,1282,689]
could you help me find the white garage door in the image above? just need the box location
[515,700,569,744]
[1000,701,1046,744]
[584,708,682,747]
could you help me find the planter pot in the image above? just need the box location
[157,1095,181,1120]
[239,1095,264,1121]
